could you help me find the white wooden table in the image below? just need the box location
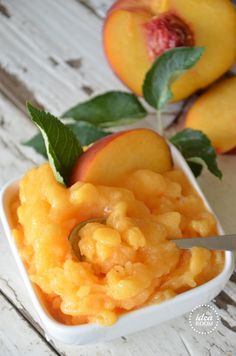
[0,1,235,355]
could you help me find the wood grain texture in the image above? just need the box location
[0,293,59,356]
[0,0,124,115]
[77,0,113,18]
[0,0,235,355]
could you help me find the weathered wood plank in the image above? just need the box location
[0,0,124,115]
[199,156,236,235]
[0,0,179,128]
[0,93,34,139]
[0,292,59,356]
[77,0,113,18]
[0,66,43,114]
[0,0,235,354]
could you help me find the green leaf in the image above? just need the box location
[187,161,203,178]
[71,121,110,145]
[23,122,110,158]
[27,103,83,185]
[62,91,147,127]
[170,128,222,179]
[143,47,205,110]
[23,133,47,158]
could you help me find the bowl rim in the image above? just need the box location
[0,144,234,333]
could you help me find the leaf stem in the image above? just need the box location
[156,110,163,135]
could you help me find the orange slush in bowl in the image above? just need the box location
[10,129,225,327]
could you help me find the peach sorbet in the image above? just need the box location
[11,164,224,326]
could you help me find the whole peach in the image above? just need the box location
[185,77,236,154]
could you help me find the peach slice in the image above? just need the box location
[104,9,151,97]
[70,129,172,186]
[185,77,236,154]
[104,0,236,101]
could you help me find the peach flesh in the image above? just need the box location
[70,129,172,186]
[70,132,122,185]
[143,12,195,60]
[104,0,236,100]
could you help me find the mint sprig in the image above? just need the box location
[170,129,222,179]
[143,47,204,110]
[24,47,221,180]
[62,91,147,127]
[23,121,110,159]
[27,103,83,185]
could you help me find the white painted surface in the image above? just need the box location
[0,0,235,355]
[0,294,55,356]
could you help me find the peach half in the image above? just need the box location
[70,128,172,186]
[185,76,236,154]
[104,0,236,101]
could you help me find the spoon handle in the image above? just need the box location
[173,235,236,251]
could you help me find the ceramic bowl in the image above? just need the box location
[0,145,234,344]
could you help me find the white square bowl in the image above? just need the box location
[0,145,234,344]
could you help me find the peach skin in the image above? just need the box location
[104,0,236,101]
[70,128,172,186]
[185,76,236,154]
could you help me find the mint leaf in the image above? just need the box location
[27,103,83,185]
[187,161,203,177]
[23,122,110,159]
[62,91,147,127]
[23,133,47,158]
[70,121,110,144]
[170,128,222,179]
[143,47,204,110]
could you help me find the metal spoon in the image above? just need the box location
[69,218,236,260]
[69,217,105,259]
[173,235,236,251]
